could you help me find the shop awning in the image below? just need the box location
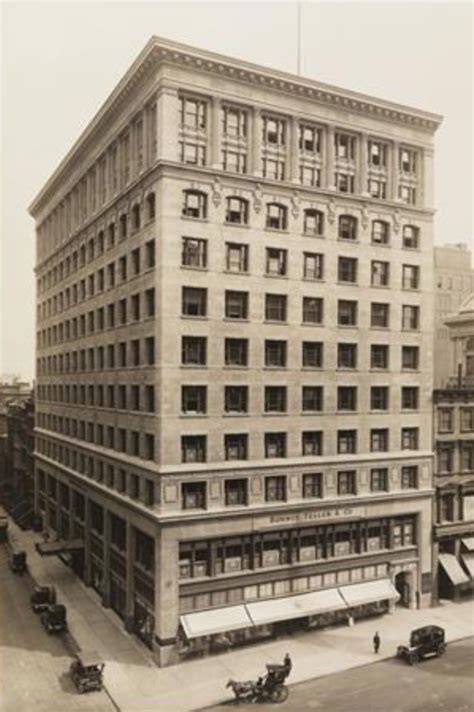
[35,539,84,556]
[245,588,346,626]
[461,553,474,579]
[439,553,470,586]
[461,537,474,551]
[339,579,400,607]
[180,605,252,639]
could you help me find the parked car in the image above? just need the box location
[40,604,67,634]
[397,625,446,664]
[8,548,27,574]
[30,585,56,613]
[70,652,105,693]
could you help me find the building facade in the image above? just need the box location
[5,397,35,528]
[30,37,441,665]
[0,377,32,502]
[434,244,474,388]
[433,294,474,599]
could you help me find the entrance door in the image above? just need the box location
[395,572,410,607]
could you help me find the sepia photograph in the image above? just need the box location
[0,1,473,710]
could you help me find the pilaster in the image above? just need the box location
[157,86,180,163]
[209,96,222,170]
[358,132,369,195]
[325,124,335,190]
[290,117,300,184]
[102,510,111,607]
[250,107,262,177]
[124,521,135,632]
[83,497,91,586]
[390,141,400,201]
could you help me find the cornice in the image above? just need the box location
[29,36,443,218]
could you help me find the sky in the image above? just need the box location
[1,0,472,381]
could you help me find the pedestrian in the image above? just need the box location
[373,631,381,654]
[283,653,292,676]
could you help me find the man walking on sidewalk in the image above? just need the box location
[373,631,381,654]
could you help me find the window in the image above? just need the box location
[266,203,287,231]
[119,214,127,241]
[401,466,418,489]
[335,132,355,159]
[338,257,358,283]
[401,427,419,450]
[371,302,390,328]
[338,430,357,454]
[182,386,207,414]
[226,243,248,272]
[370,468,388,492]
[222,150,247,174]
[182,287,207,317]
[263,158,285,181]
[303,253,324,280]
[300,125,320,153]
[182,482,206,510]
[300,166,320,187]
[265,433,286,458]
[263,117,285,146]
[225,386,248,413]
[145,288,155,317]
[402,265,420,290]
[371,220,389,245]
[225,290,248,319]
[402,305,419,331]
[224,435,248,461]
[265,294,287,322]
[402,346,419,370]
[371,386,389,411]
[402,225,419,249]
[303,209,324,236]
[338,343,357,369]
[438,408,454,433]
[335,172,354,194]
[371,261,390,287]
[302,431,323,456]
[337,471,356,495]
[265,386,287,413]
[180,97,206,129]
[371,429,389,452]
[338,386,357,411]
[438,444,454,473]
[303,473,322,498]
[225,478,248,505]
[302,386,323,412]
[338,215,357,240]
[461,443,474,471]
[368,141,387,167]
[401,387,418,410]
[130,293,140,320]
[338,300,357,326]
[225,338,248,367]
[265,340,287,368]
[225,197,248,224]
[181,436,206,463]
[368,179,386,199]
[182,237,207,268]
[180,142,206,165]
[182,336,206,366]
[132,204,141,231]
[400,147,417,174]
[266,248,287,276]
[461,408,474,432]
[302,341,323,368]
[146,193,156,220]
[265,476,286,502]
[371,344,389,369]
[303,297,323,325]
[182,190,207,219]
[399,185,416,205]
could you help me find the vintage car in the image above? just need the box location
[30,585,56,613]
[70,652,105,693]
[8,547,27,574]
[40,604,67,634]
[397,625,446,664]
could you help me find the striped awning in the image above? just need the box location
[439,553,470,586]
[339,579,399,607]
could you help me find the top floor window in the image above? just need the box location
[266,203,287,231]
[335,132,355,160]
[368,140,387,167]
[338,215,357,241]
[180,97,206,130]
[263,117,286,146]
[222,106,247,138]
[182,190,207,219]
[400,147,417,174]
[225,197,248,225]
[299,125,321,154]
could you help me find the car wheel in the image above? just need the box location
[409,652,419,665]
[437,644,446,656]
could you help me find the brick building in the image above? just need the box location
[29,37,441,664]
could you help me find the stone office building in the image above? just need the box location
[30,37,441,664]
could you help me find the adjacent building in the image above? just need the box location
[433,294,474,600]
[5,397,35,528]
[29,37,442,664]
[0,377,32,502]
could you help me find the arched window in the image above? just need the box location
[132,204,141,231]
[266,203,287,231]
[402,225,419,249]
[303,209,324,236]
[371,220,390,245]
[182,190,207,219]
[338,215,357,241]
[225,197,248,225]
[146,192,156,220]
[119,214,127,240]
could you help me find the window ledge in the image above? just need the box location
[264,274,288,280]
[181,315,209,321]
[181,266,208,273]
[224,222,249,229]
[181,216,208,223]
[223,317,250,323]
[223,270,250,276]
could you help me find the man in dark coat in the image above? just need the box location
[373,631,381,654]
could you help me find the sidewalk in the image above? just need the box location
[8,523,474,712]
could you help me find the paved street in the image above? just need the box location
[0,544,116,712]
[208,637,474,712]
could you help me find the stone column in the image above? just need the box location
[209,96,221,170]
[325,124,335,190]
[420,148,434,209]
[358,132,369,195]
[157,85,180,163]
[390,141,400,201]
[102,511,111,608]
[290,116,300,184]
[124,521,135,632]
[250,107,262,177]
[431,538,439,605]
[409,569,417,609]
[154,529,180,665]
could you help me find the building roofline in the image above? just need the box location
[29,35,443,217]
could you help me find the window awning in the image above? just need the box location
[180,605,252,639]
[245,588,346,626]
[461,553,474,579]
[339,578,399,607]
[35,539,84,556]
[461,537,474,551]
[439,553,470,586]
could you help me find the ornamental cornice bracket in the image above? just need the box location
[253,183,263,214]
[211,177,222,208]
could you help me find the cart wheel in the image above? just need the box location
[271,685,289,703]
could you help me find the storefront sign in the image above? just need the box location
[258,506,362,529]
